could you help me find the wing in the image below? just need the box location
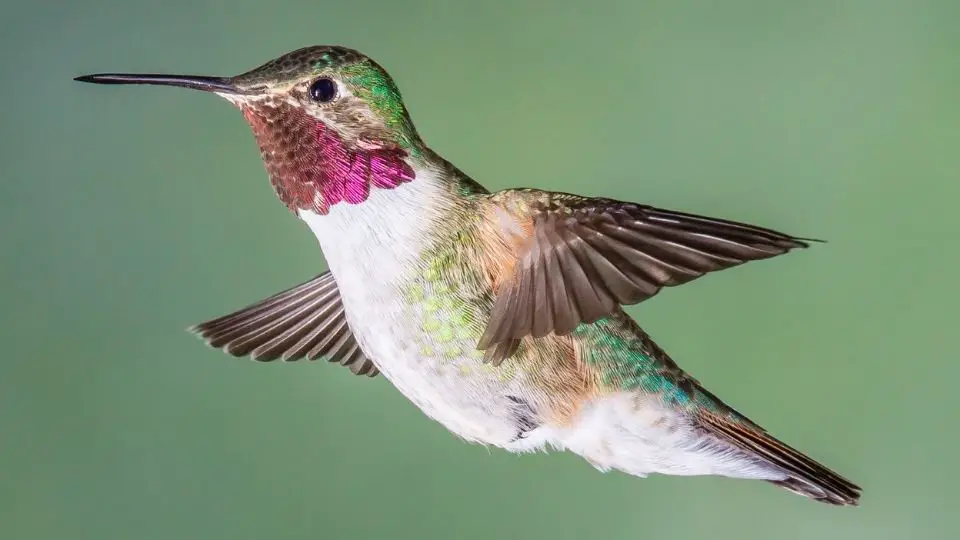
[478,190,816,353]
[188,271,378,377]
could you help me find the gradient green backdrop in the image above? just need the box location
[4,1,958,539]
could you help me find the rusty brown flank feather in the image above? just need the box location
[473,196,601,426]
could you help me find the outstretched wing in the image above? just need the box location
[478,190,816,356]
[189,271,378,377]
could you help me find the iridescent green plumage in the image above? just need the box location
[338,60,421,153]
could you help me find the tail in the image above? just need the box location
[699,412,861,506]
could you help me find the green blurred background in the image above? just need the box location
[3,1,958,538]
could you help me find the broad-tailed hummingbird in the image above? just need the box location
[76,45,860,505]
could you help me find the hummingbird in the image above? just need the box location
[76,45,860,506]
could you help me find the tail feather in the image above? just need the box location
[699,412,861,506]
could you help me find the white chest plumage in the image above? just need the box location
[299,173,543,449]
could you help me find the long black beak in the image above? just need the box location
[73,73,242,94]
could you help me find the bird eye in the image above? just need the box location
[308,78,338,103]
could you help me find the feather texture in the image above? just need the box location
[698,412,861,505]
[188,272,378,377]
[479,192,817,353]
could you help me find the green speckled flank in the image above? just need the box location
[400,221,520,383]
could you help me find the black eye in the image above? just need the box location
[309,78,338,103]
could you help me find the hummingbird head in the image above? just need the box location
[76,46,421,214]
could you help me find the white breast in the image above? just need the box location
[299,171,535,448]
